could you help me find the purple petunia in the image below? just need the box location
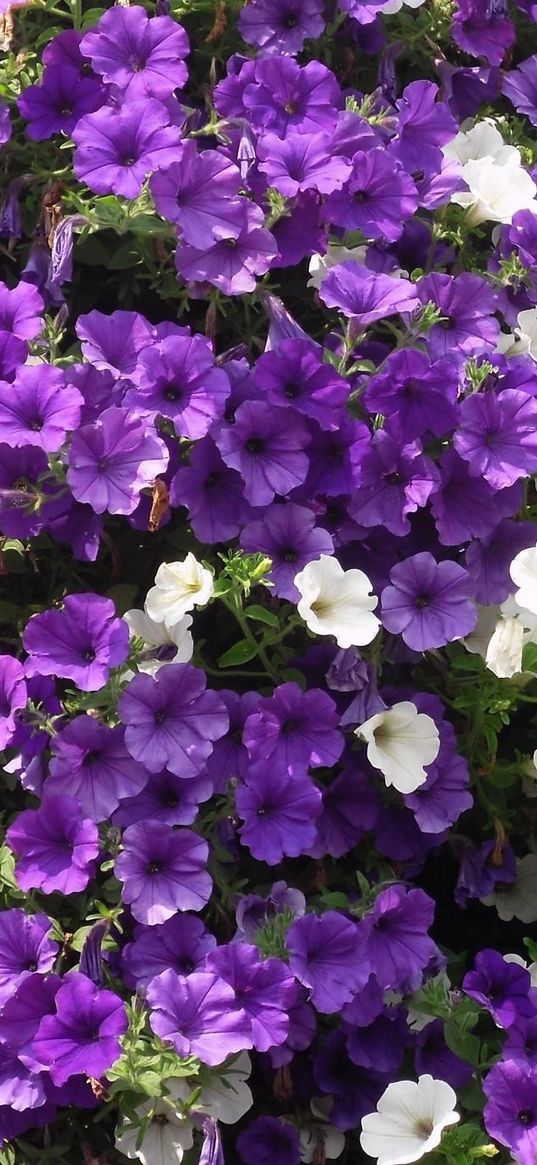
[48,717,149,822]
[7,795,99,895]
[215,399,310,505]
[0,365,82,453]
[286,911,368,1013]
[463,949,535,1029]
[348,431,440,536]
[118,663,229,778]
[502,55,537,126]
[206,943,296,1052]
[358,885,438,993]
[23,593,129,693]
[239,0,325,54]
[122,914,216,989]
[381,552,477,651]
[0,281,43,340]
[319,261,420,327]
[483,1062,537,1165]
[417,272,499,358]
[147,969,252,1065]
[240,502,334,600]
[31,972,127,1085]
[115,821,212,924]
[17,67,104,140]
[72,99,179,199]
[453,389,537,488]
[0,911,58,1007]
[236,763,322,864]
[170,437,252,544]
[237,1116,301,1165]
[80,6,189,98]
[128,333,231,439]
[242,55,340,137]
[323,149,419,243]
[0,656,27,749]
[175,202,277,294]
[151,141,245,247]
[257,130,350,196]
[253,339,349,430]
[67,407,169,515]
[243,682,344,770]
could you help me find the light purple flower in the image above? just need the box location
[17,67,104,140]
[129,333,230,439]
[170,437,252,544]
[502,55,537,126]
[0,911,58,1007]
[0,280,43,340]
[324,149,418,242]
[67,406,169,515]
[176,202,277,294]
[7,795,99,895]
[389,81,458,174]
[0,365,82,452]
[215,400,310,505]
[454,389,537,488]
[147,969,252,1065]
[258,130,350,196]
[23,593,129,693]
[239,0,325,53]
[243,682,344,770]
[80,6,189,98]
[381,552,477,651]
[348,431,440,536]
[240,502,334,600]
[358,885,438,993]
[76,309,153,379]
[483,1062,537,1165]
[151,141,245,247]
[122,914,216,989]
[417,272,499,358]
[115,821,211,925]
[319,261,420,326]
[73,99,179,198]
[253,339,349,430]
[48,716,149,822]
[243,55,341,137]
[206,943,296,1052]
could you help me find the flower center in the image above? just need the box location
[148,861,161,874]
[518,1110,534,1126]
[163,384,181,402]
[281,548,297,562]
[30,417,44,431]
[83,648,96,662]
[245,437,263,454]
[284,383,301,399]
[415,595,429,609]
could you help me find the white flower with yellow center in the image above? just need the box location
[360,1075,459,1165]
[145,552,214,624]
[294,555,379,649]
[354,702,440,794]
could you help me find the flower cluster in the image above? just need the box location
[1,0,537,1163]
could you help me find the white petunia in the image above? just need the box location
[509,543,537,615]
[485,615,525,679]
[189,1053,253,1125]
[145,552,214,624]
[451,156,537,225]
[354,702,440,794]
[294,555,379,649]
[115,1082,194,1165]
[514,309,537,360]
[300,1122,346,1162]
[444,119,520,167]
[481,853,537,923]
[463,605,501,658]
[360,1075,459,1165]
[123,608,193,675]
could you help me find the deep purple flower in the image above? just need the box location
[240,502,333,600]
[503,56,537,126]
[358,885,438,993]
[243,682,344,770]
[0,281,43,340]
[18,67,104,140]
[381,552,476,651]
[0,331,27,382]
[453,0,515,66]
[503,1012,537,1068]
[0,911,58,1006]
[115,821,211,925]
[147,969,251,1065]
[455,838,517,907]
[235,880,305,940]
[324,149,418,242]
[243,56,341,137]
[80,6,189,98]
[0,974,61,1071]
[319,261,419,326]
[129,333,230,438]
[345,1007,409,1074]
[151,142,245,247]
[463,950,534,1028]
[170,437,251,546]
[48,717,148,822]
[417,272,499,358]
[303,416,370,497]
[206,943,296,1052]
[7,795,99,895]
[415,1019,473,1089]
[76,309,153,380]
[404,741,472,834]
[483,1061,537,1165]
[239,0,325,53]
[348,431,440,536]
[215,400,310,505]
[431,449,522,546]
[286,911,368,1013]
[122,914,216,989]
[236,764,322,864]
[176,202,277,294]
[203,691,260,793]
[390,81,458,174]
[72,100,179,198]
[67,407,169,515]
[309,764,380,858]
[0,656,27,749]
[253,339,349,430]
[454,389,537,488]
[31,972,127,1085]
[0,365,81,453]
[113,767,211,828]
[23,593,129,693]
[118,663,228,778]
[258,130,349,196]
[237,1117,300,1165]
[364,349,460,441]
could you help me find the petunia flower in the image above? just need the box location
[151,140,245,247]
[115,821,212,925]
[355,702,440,794]
[243,682,344,770]
[257,130,350,196]
[170,437,252,544]
[286,911,368,1013]
[67,406,169,516]
[0,656,27,749]
[238,0,325,53]
[30,972,127,1085]
[115,1079,194,1165]
[236,1116,301,1165]
[483,1061,537,1165]
[72,99,179,199]
[48,716,149,822]
[144,553,214,625]
[0,911,58,1006]
[294,555,380,649]
[319,261,420,327]
[17,66,104,140]
[147,969,252,1066]
[215,400,310,506]
[7,795,99,895]
[360,1075,459,1165]
[0,365,82,453]
[252,339,349,430]
[80,5,189,98]
[0,280,43,340]
[236,764,322,864]
[122,914,216,990]
[206,943,296,1052]
[381,552,477,651]
[323,149,418,243]
[176,202,277,295]
[23,593,129,693]
[129,332,231,439]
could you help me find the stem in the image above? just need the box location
[223,592,280,682]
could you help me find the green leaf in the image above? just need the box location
[107,242,143,270]
[244,604,279,627]
[218,640,258,667]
